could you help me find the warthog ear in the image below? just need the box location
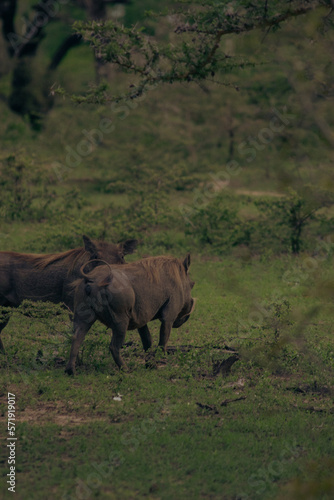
[83,235,97,257]
[183,253,191,273]
[120,239,138,255]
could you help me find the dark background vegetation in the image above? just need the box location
[0,0,333,258]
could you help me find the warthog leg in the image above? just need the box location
[65,317,93,375]
[158,320,173,352]
[138,325,152,351]
[109,324,127,369]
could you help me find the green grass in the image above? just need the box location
[1,256,333,500]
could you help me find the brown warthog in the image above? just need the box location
[0,236,138,351]
[66,254,195,374]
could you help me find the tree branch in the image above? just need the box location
[69,0,333,103]
[179,2,332,80]
[48,34,82,70]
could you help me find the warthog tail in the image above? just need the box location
[79,259,112,279]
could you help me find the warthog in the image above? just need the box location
[65,254,195,374]
[0,235,138,351]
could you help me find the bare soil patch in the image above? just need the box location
[0,394,107,426]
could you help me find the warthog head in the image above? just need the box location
[82,235,138,266]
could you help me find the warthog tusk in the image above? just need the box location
[177,298,197,322]
[190,297,197,314]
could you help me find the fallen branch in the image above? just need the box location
[123,342,238,354]
[293,404,334,414]
[221,396,246,406]
[167,345,238,355]
[196,402,219,414]
[196,396,246,414]
[213,354,240,376]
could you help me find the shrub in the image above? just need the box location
[185,193,250,254]
[0,155,52,221]
[183,188,334,256]
[254,188,334,254]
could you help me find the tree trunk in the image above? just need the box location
[0,0,17,57]
[1,0,130,127]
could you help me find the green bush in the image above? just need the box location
[254,188,334,254]
[0,155,52,221]
[184,193,251,254]
[0,155,84,225]
[183,189,334,256]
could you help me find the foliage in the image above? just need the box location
[0,155,52,221]
[71,0,334,103]
[105,193,173,243]
[184,189,334,255]
[184,193,250,252]
[0,155,85,224]
[254,188,334,254]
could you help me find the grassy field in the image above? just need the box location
[1,255,334,500]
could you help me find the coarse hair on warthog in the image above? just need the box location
[79,255,190,286]
[65,254,196,374]
[0,235,138,352]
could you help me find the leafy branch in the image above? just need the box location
[67,0,333,103]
